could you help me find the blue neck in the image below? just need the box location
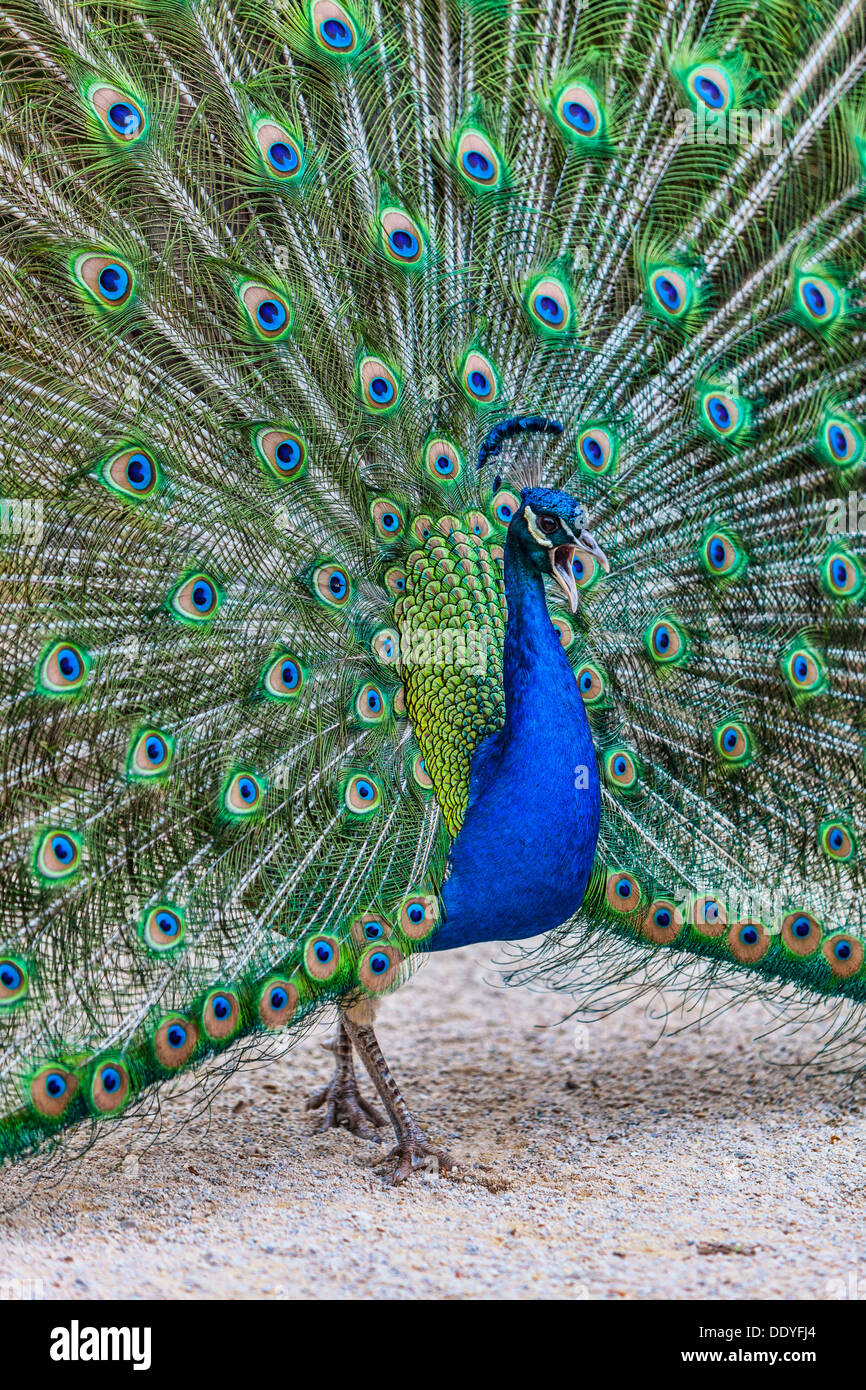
[433,534,601,950]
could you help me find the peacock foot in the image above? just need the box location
[305,1019,386,1142]
[342,1012,457,1184]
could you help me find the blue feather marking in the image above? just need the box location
[434,513,601,949]
[476,416,564,473]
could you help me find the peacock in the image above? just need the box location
[0,0,864,1186]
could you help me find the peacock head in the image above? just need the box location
[509,486,609,613]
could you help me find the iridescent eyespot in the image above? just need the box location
[371,497,405,541]
[523,275,574,335]
[139,904,186,953]
[399,894,438,939]
[253,119,304,181]
[36,640,90,696]
[127,727,174,780]
[605,871,641,912]
[648,266,692,320]
[34,829,82,882]
[465,510,493,540]
[641,898,684,945]
[410,752,433,790]
[793,270,842,326]
[350,913,392,946]
[371,627,399,664]
[168,572,221,624]
[576,661,606,705]
[258,977,298,1029]
[222,770,266,818]
[384,565,406,596]
[604,747,640,792]
[644,616,687,665]
[358,942,403,993]
[72,252,134,308]
[713,720,753,766]
[781,640,827,697]
[254,426,308,481]
[379,207,426,267]
[459,350,499,405]
[310,0,361,56]
[700,528,746,580]
[203,989,241,1041]
[823,933,863,978]
[820,820,857,862]
[89,1059,130,1115]
[88,83,147,142]
[423,437,463,483]
[0,957,28,1006]
[303,934,341,982]
[551,615,574,649]
[781,911,822,956]
[572,549,603,591]
[819,412,864,468]
[99,445,160,499]
[358,355,401,413]
[454,126,505,191]
[30,1065,79,1118]
[684,63,734,111]
[153,1014,199,1069]
[699,390,746,440]
[554,81,605,142]
[263,653,305,699]
[821,547,865,600]
[690,893,726,937]
[491,489,520,528]
[727,919,770,964]
[355,682,387,724]
[343,772,383,815]
[577,425,617,477]
[413,515,434,541]
[239,281,292,340]
[313,562,352,607]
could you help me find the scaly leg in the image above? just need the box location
[305,1016,386,1141]
[343,1006,456,1184]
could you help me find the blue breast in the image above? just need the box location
[432,547,601,951]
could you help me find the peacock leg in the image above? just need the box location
[305,1016,386,1141]
[342,1007,456,1184]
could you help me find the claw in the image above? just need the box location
[377,1137,456,1185]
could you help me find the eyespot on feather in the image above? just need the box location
[254,426,307,481]
[699,528,747,580]
[89,1059,131,1115]
[781,911,823,957]
[127,727,174,780]
[99,446,160,499]
[576,661,606,704]
[690,893,727,937]
[423,437,463,483]
[222,770,266,818]
[354,682,387,724]
[684,63,735,112]
[349,913,393,947]
[36,640,90,696]
[258,977,299,1029]
[263,653,305,699]
[0,957,29,1006]
[358,942,404,993]
[253,119,304,181]
[88,83,147,142]
[72,252,134,308]
[379,207,425,267]
[459,350,499,405]
[358,356,400,413]
[310,0,362,57]
[644,616,687,665]
[491,489,521,529]
[605,872,641,913]
[727,919,771,964]
[167,573,221,624]
[821,547,865,601]
[454,127,504,191]
[822,934,863,979]
[303,934,341,982]
[523,274,574,334]
[313,562,351,608]
[713,720,754,766]
[641,899,684,945]
[551,615,574,649]
[239,281,292,341]
[554,81,605,143]
[780,640,827,698]
[202,989,241,1042]
[819,819,857,862]
[370,497,405,541]
[384,565,406,597]
[604,747,640,792]
[153,1015,199,1069]
[577,425,617,477]
[399,894,438,940]
[34,829,82,882]
[342,773,383,815]
[371,627,399,664]
[30,1065,79,1119]
[138,904,185,953]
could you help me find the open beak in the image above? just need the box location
[550,530,610,614]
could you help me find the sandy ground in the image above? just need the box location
[1,940,865,1301]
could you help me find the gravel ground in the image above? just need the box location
[1,940,864,1300]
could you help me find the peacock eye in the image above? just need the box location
[539,515,557,535]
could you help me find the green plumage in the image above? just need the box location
[0,0,864,1168]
